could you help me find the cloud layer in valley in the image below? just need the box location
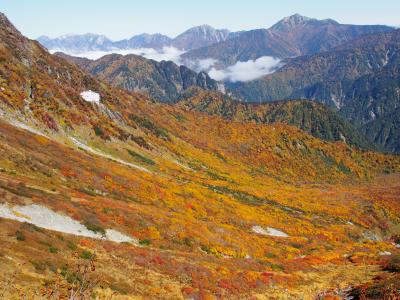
[51,47,281,82]
[50,46,184,63]
[208,56,281,82]
[189,58,219,72]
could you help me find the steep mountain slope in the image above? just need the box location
[181,14,393,68]
[0,16,128,139]
[229,29,400,152]
[178,89,376,150]
[1,12,400,299]
[57,52,220,103]
[363,108,400,153]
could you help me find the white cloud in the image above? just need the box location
[130,46,184,64]
[197,58,218,70]
[208,56,281,82]
[187,58,218,72]
[50,46,185,64]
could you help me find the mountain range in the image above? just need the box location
[181,14,394,68]
[37,24,234,52]
[38,15,394,70]
[48,15,400,152]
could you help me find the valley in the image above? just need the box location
[0,6,399,300]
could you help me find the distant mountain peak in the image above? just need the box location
[188,24,215,31]
[271,14,313,30]
[172,25,231,50]
[271,14,339,31]
[133,32,169,38]
[194,24,215,30]
[182,24,230,35]
[128,32,171,41]
[285,13,312,23]
[123,33,172,49]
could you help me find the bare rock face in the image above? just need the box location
[58,52,220,103]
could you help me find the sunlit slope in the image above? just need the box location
[0,11,400,299]
[0,119,399,298]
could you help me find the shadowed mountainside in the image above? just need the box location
[228,29,400,152]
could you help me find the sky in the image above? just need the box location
[1,0,399,40]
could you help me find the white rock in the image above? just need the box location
[217,83,226,94]
[0,203,137,244]
[105,229,135,243]
[8,120,47,137]
[252,225,289,237]
[379,251,392,256]
[80,90,100,104]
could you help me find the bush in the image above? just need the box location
[131,136,152,150]
[290,243,302,249]
[265,252,277,259]
[93,125,104,137]
[139,239,151,246]
[183,237,193,247]
[67,241,77,251]
[49,245,58,253]
[385,255,400,273]
[127,149,155,165]
[80,250,94,260]
[16,230,25,241]
[84,221,105,235]
[174,114,186,122]
[270,263,284,271]
[393,235,400,244]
